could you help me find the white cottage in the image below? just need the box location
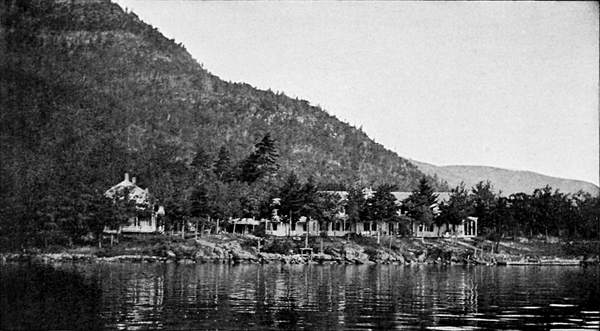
[104,173,165,234]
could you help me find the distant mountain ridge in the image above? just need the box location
[411,160,599,195]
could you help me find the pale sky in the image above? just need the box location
[115,0,599,185]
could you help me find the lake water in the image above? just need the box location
[1,262,598,330]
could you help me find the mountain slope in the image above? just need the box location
[0,0,443,201]
[411,160,599,195]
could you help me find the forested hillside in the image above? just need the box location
[1,0,439,189]
[0,0,445,246]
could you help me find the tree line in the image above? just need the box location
[1,132,598,250]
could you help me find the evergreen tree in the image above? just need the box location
[345,185,366,226]
[277,172,305,223]
[190,146,213,177]
[213,146,233,182]
[363,184,400,223]
[438,182,472,233]
[403,177,439,231]
[299,175,319,219]
[315,191,344,231]
[239,133,279,183]
[471,180,497,235]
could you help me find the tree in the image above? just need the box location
[437,182,472,235]
[471,180,497,235]
[239,133,280,183]
[363,184,400,232]
[85,188,136,247]
[213,146,233,182]
[508,192,534,237]
[190,146,213,179]
[403,177,439,234]
[298,176,319,219]
[345,185,366,230]
[314,192,344,232]
[572,191,600,239]
[277,172,305,226]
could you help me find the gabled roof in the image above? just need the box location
[105,174,150,206]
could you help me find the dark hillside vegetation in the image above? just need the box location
[0,0,443,248]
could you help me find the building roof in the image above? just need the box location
[105,173,150,206]
[319,191,451,204]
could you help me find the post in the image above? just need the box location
[195,218,199,240]
[305,220,309,248]
[181,220,185,239]
[320,237,324,254]
[110,234,114,247]
[377,227,381,245]
[214,217,218,234]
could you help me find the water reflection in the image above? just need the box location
[1,263,598,330]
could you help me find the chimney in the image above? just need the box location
[124,173,130,182]
[132,176,136,185]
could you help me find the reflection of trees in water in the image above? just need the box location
[0,263,104,330]
[96,263,166,330]
[4,263,596,329]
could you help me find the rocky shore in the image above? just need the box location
[2,235,598,266]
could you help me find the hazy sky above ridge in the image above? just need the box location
[115,0,599,185]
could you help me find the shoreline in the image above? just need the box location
[1,235,598,266]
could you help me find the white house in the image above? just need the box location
[104,173,165,234]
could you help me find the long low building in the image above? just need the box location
[264,190,478,238]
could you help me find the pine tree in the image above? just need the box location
[438,182,472,235]
[190,146,213,175]
[345,185,366,226]
[239,133,280,183]
[403,177,439,230]
[471,180,496,235]
[277,172,305,223]
[363,183,399,223]
[213,146,233,181]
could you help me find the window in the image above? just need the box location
[272,223,278,231]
